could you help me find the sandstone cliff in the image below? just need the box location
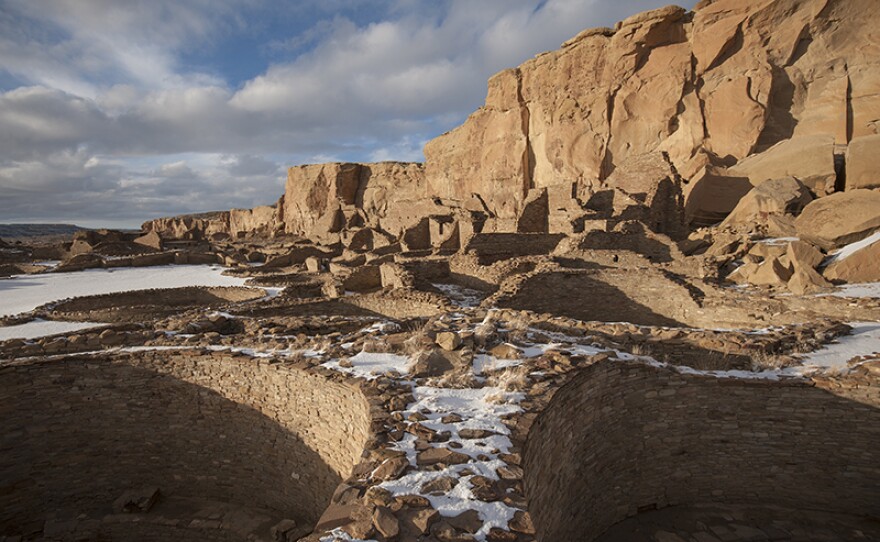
[145,0,880,247]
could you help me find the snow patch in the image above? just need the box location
[0,319,107,341]
[825,230,880,265]
[379,384,524,538]
[432,283,486,308]
[322,351,410,380]
[0,265,249,317]
[783,322,880,376]
[824,282,880,299]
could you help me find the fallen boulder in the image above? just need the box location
[823,232,880,283]
[794,189,880,249]
[721,177,813,229]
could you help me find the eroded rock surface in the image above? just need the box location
[143,0,880,246]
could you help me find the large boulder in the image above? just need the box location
[720,177,813,229]
[794,189,880,249]
[684,166,753,227]
[823,231,880,283]
[725,135,838,196]
[789,267,831,295]
[845,134,880,191]
[133,231,163,251]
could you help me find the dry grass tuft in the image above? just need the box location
[750,350,797,371]
[426,369,482,389]
[487,365,530,392]
[361,338,389,353]
[629,343,652,357]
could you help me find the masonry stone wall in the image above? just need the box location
[523,362,880,542]
[0,351,371,539]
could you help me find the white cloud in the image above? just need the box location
[0,0,695,225]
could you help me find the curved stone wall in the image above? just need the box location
[0,351,371,540]
[496,269,704,327]
[523,362,880,542]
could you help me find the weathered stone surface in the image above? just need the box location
[726,135,838,195]
[420,476,459,494]
[409,350,456,378]
[132,231,163,251]
[786,240,824,272]
[447,510,482,534]
[416,447,470,467]
[737,257,793,287]
[371,456,410,482]
[685,166,755,227]
[795,189,880,249]
[846,134,880,191]
[142,0,880,243]
[824,236,880,283]
[271,519,299,542]
[789,266,831,295]
[721,177,813,229]
[372,506,399,539]
[112,487,159,513]
[435,332,462,351]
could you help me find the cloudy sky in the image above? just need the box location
[0,0,693,228]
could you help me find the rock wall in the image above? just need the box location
[427,0,879,226]
[144,0,880,239]
[522,362,880,542]
[144,205,282,240]
[281,161,429,238]
[0,351,371,539]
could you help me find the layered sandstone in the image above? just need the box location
[144,0,880,249]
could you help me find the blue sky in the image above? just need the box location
[0,0,694,228]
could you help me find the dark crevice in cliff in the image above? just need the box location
[845,66,854,143]
[786,24,813,66]
[515,69,535,194]
[706,22,744,72]
[755,66,798,152]
[600,87,619,180]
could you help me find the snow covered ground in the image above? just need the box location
[432,283,486,308]
[378,385,524,538]
[825,230,880,265]
[825,282,880,299]
[0,319,106,341]
[783,322,880,375]
[0,265,249,317]
[322,351,411,380]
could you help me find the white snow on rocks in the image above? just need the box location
[0,319,107,341]
[825,230,880,264]
[432,283,486,308]
[379,385,523,538]
[825,282,880,299]
[0,265,249,317]
[783,322,880,375]
[322,351,411,380]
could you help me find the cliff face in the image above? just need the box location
[426,0,878,222]
[145,205,281,240]
[145,0,880,242]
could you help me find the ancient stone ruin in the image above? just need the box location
[1,0,880,541]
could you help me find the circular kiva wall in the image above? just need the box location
[0,351,371,541]
[523,362,880,542]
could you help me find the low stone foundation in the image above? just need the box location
[523,362,880,542]
[0,351,371,541]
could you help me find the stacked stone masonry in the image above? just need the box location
[522,362,880,542]
[0,351,371,541]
